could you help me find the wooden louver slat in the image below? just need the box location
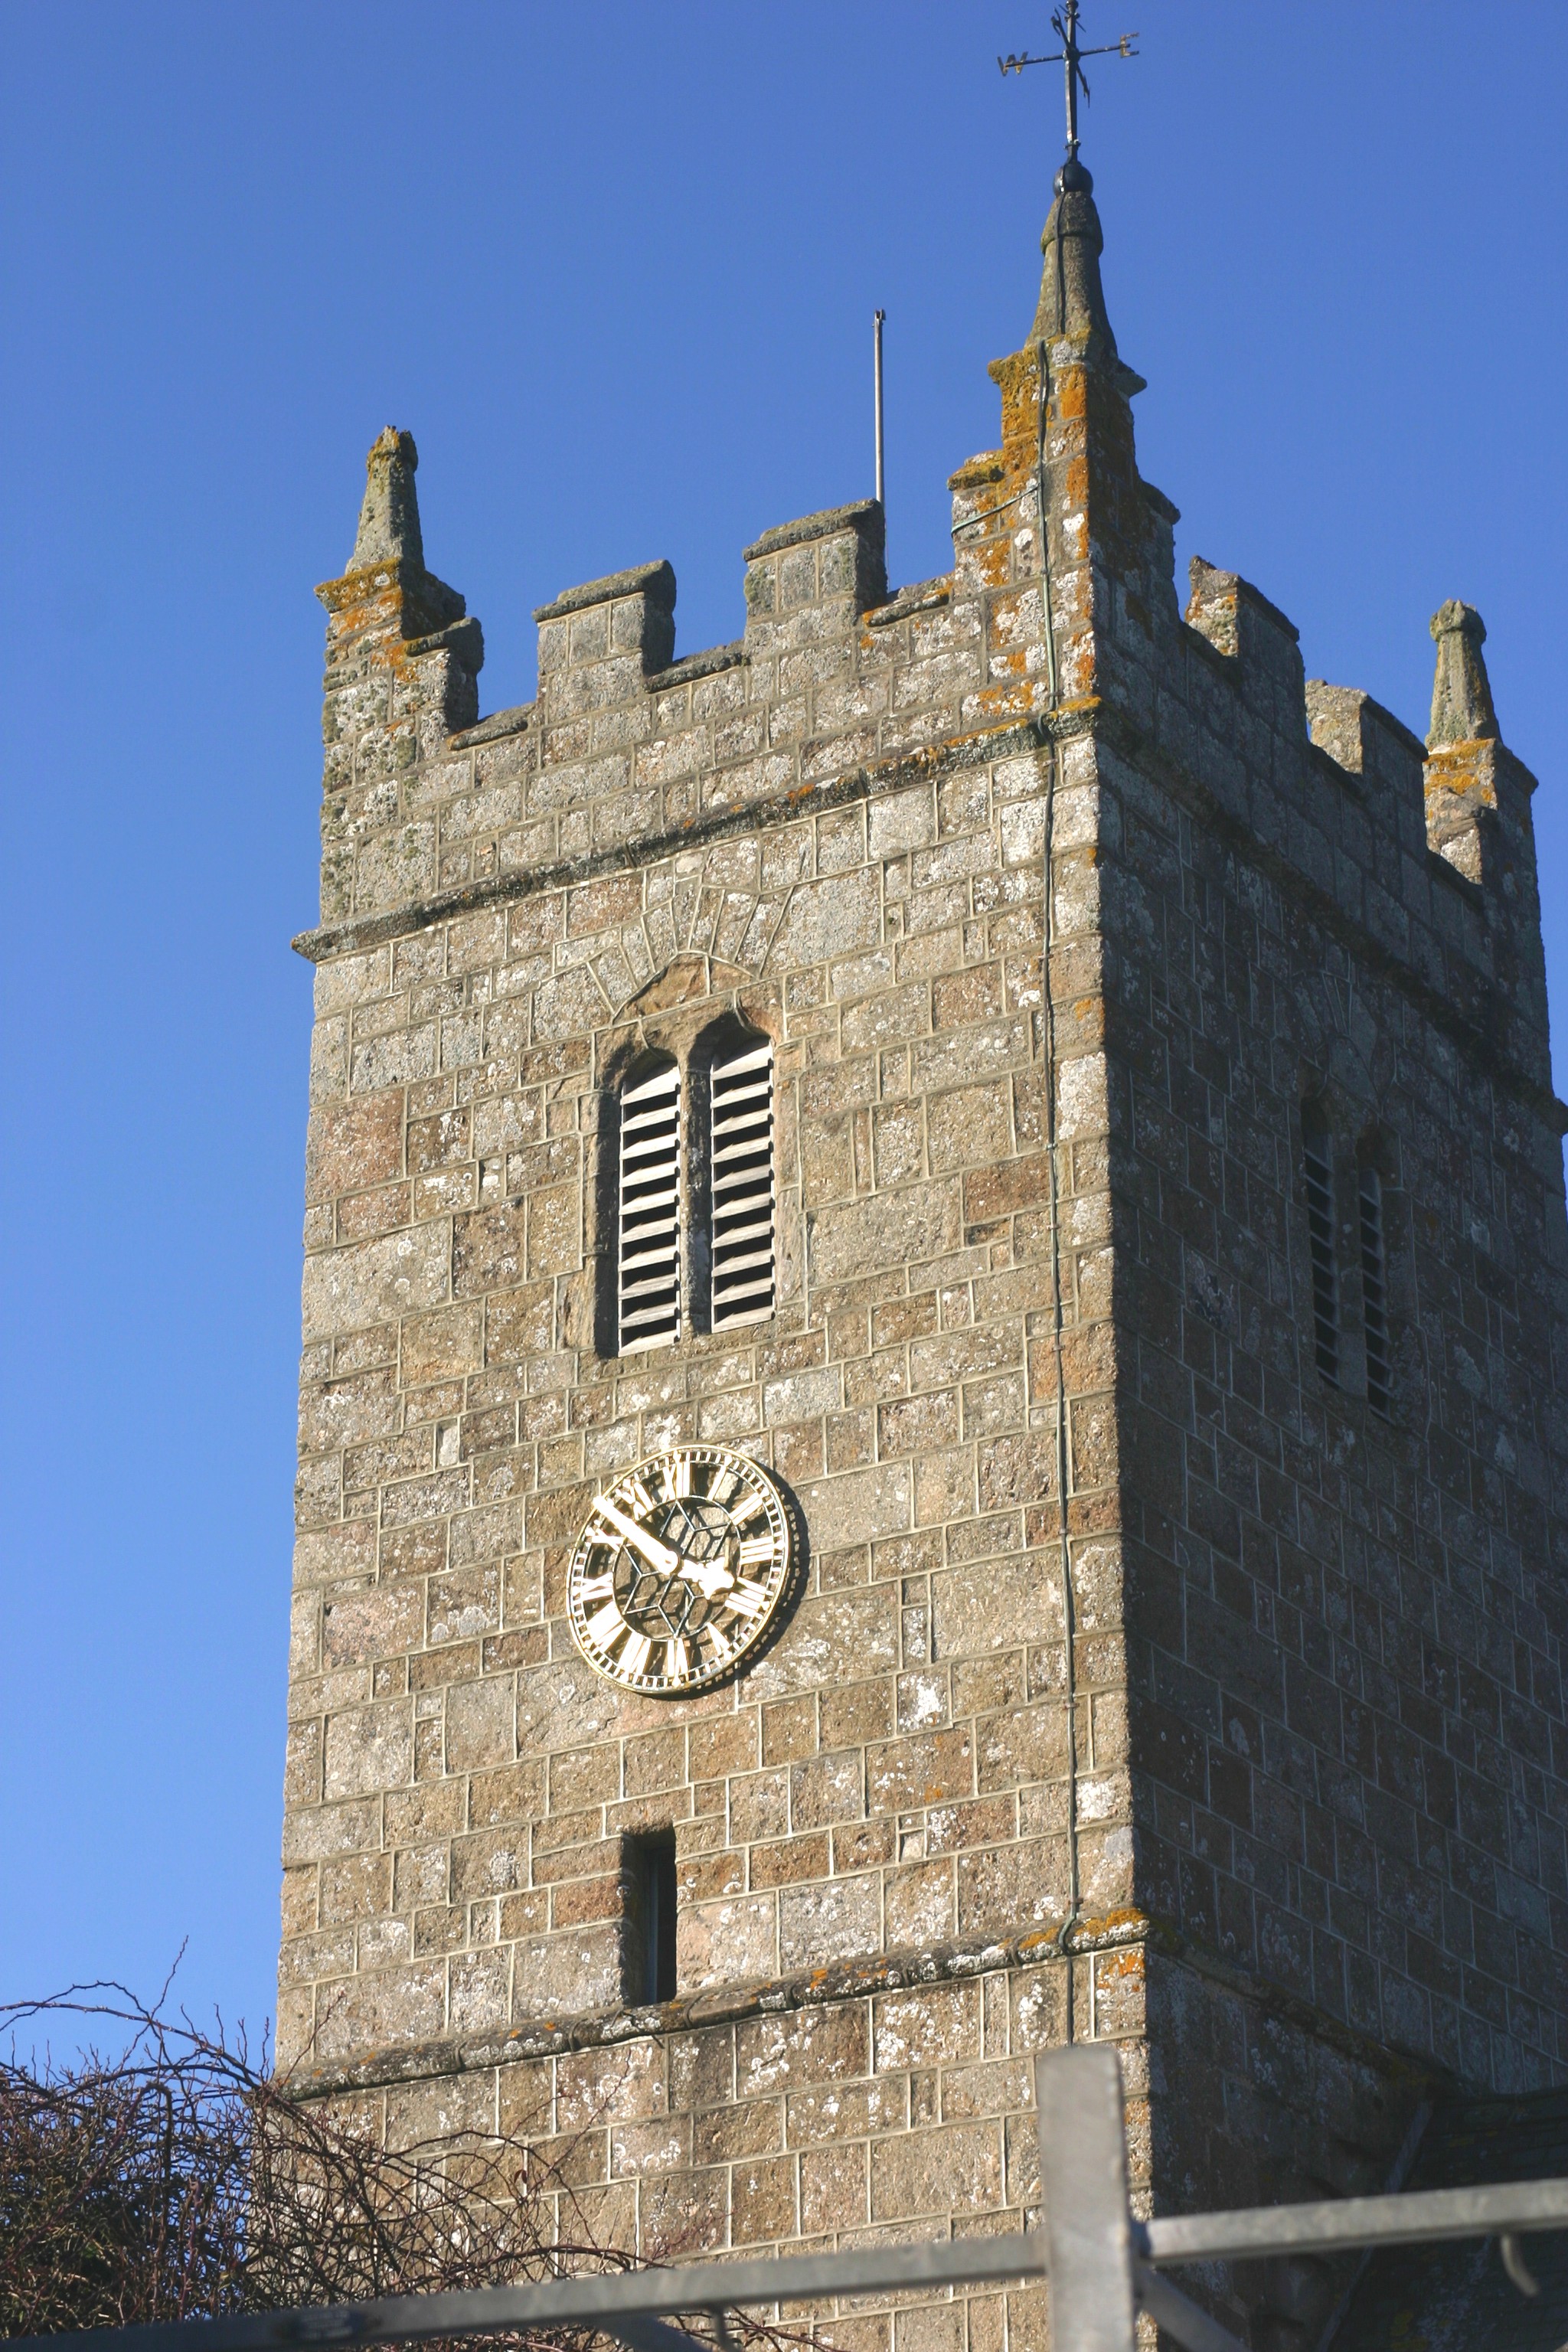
[1359,1164,1391,1416]
[710,1040,775,1331]
[619,1061,681,1352]
[1302,1114,1338,1385]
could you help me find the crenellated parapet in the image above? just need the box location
[309,308,1550,1114]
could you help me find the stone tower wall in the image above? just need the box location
[1102,580,1568,2101]
[279,176,1567,2350]
[285,488,1132,2069]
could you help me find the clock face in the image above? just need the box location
[567,1446,794,1694]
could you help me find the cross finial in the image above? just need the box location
[1000,1,1138,166]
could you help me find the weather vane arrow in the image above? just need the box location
[999,0,1138,162]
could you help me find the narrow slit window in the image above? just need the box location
[1360,1164,1391,1417]
[626,1831,677,2006]
[710,1037,776,1330]
[618,1060,681,1353]
[1302,1109,1338,1385]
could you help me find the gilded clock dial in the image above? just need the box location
[567,1446,793,1694]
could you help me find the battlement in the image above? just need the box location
[1185,555,1304,691]
[742,497,887,634]
[535,558,677,702]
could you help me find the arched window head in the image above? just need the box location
[1359,1161,1391,1417]
[709,1035,776,1331]
[618,1058,681,1353]
[1301,1103,1338,1385]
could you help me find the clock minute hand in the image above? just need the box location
[591,1496,685,1579]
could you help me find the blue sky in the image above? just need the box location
[1,0,1564,2046]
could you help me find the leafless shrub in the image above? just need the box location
[0,1986,802,2352]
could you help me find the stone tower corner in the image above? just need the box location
[317,430,485,923]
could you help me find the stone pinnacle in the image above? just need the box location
[351,426,423,572]
[1428,599,1498,748]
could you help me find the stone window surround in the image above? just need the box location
[1296,1084,1412,1426]
[598,991,786,1361]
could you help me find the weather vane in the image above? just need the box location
[999,0,1138,164]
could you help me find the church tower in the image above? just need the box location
[279,134,1567,2351]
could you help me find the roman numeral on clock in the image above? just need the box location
[617,1628,652,1677]
[584,1600,624,1650]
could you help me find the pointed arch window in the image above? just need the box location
[1359,1161,1391,1417]
[709,1037,776,1331]
[1301,1104,1338,1385]
[618,1059,681,1353]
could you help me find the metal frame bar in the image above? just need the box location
[11,2047,1566,2352]
[1143,2174,1568,2265]
[2,2239,1053,2352]
[1036,2043,1138,2352]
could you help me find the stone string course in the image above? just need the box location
[282,1938,1419,2346]
[279,181,1566,2348]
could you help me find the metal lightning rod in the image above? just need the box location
[874,309,885,508]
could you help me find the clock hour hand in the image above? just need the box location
[672,1555,736,1601]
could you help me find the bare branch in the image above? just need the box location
[0,1988,811,2352]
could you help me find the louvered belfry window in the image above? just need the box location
[618,1060,682,1353]
[1302,1106,1338,1385]
[710,1037,776,1331]
[1360,1163,1391,1417]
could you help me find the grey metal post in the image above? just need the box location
[1034,2045,1138,2352]
[874,309,885,507]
